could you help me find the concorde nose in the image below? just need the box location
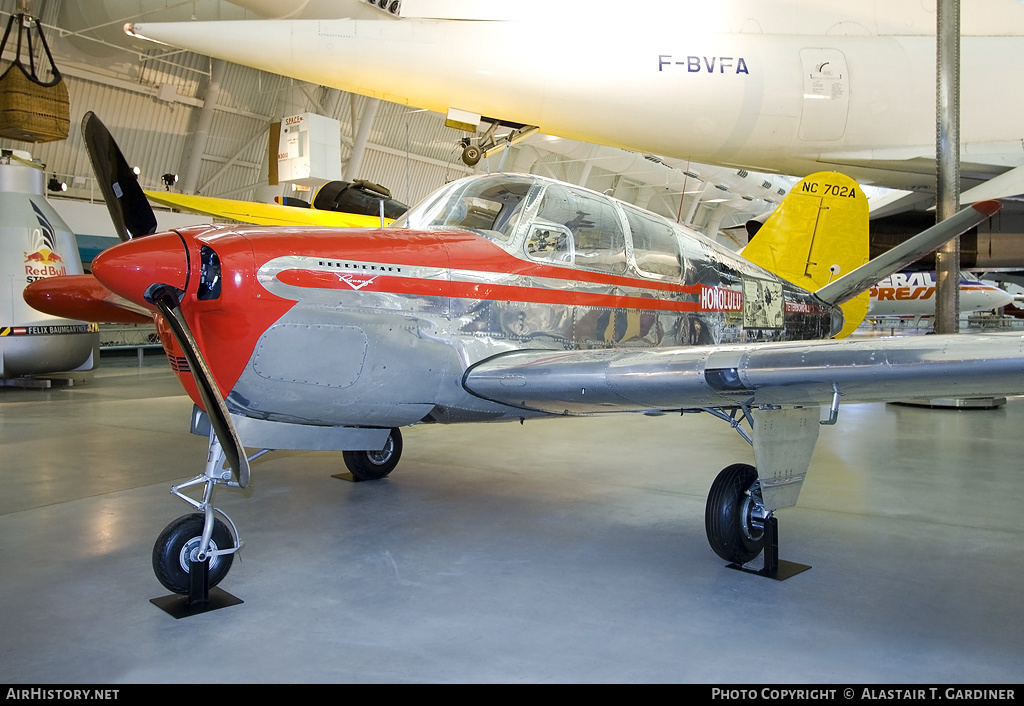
[91,232,189,308]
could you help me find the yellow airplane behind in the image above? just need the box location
[144,179,407,228]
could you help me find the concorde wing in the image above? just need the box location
[143,191,392,228]
[462,332,1024,414]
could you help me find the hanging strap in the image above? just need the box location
[0,13,62,87]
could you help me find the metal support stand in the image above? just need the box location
[726,516,811,581]
[331,472,369,482]
[150,557,243,618]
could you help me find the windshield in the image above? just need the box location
[391,174,537,242]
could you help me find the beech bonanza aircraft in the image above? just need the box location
[24,135,1019,599]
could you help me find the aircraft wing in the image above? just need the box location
[463,332,1024,414]
[143,191,392,228]
[22,274,153,325]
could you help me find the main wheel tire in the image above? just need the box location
[152,513,235,595]
[705,463,765,565]
[343,427,403,481]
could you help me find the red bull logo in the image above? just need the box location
[24,209,68,282]
[24,247,63,265]
[24,248,67,282]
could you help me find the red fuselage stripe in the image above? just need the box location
[274,269,708,312]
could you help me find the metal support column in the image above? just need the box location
[342,97,380,182]
[181,58,227,196]
[934,0,961,334]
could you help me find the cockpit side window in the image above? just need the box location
[525,223,574,262]
[623,205,682,279]
[527,184,626,274]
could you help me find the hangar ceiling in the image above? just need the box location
[0,0,790,240]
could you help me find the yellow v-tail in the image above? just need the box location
[741,172,869,338]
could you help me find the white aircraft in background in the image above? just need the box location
[866,271,1014,320]
[126,0,1024,209]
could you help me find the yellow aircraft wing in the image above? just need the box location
[143,191,392,228]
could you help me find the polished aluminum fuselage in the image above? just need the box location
[212,202,834,429]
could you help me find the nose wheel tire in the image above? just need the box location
[153,513,236,595]
[342,427,403,481]
[705,463,766,565]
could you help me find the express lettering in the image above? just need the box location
[869,286,935,301]
[658,55,750,74]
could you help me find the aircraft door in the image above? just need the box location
[797,48,850,142]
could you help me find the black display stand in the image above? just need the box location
[150,556,243,618]
[726,516,811,581]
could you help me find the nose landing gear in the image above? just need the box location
[149,434,245,618]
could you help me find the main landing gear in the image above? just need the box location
[457,122,539,167]
[341,428,403,481]
[704,461,810,581]
[700,403,818,580]
[705,463,765,565]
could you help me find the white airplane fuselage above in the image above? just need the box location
[128,0,1024,196]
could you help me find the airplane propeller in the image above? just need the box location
[80,112,249,488]
[145,283,250,489]
[81,111,158,241]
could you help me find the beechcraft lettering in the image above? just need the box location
[657,55,750,74]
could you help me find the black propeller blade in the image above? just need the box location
[81,111,158,241]
[145,283,250,488]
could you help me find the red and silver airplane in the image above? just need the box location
[25,115,1021,603]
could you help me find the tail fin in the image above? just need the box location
[742,172,869,337]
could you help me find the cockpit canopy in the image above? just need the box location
[391,172,750,283]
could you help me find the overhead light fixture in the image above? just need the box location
[47,176,66,192]
[161,173,178,190]
[132,166,141,178]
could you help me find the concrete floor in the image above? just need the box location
[1,353,1023,684]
